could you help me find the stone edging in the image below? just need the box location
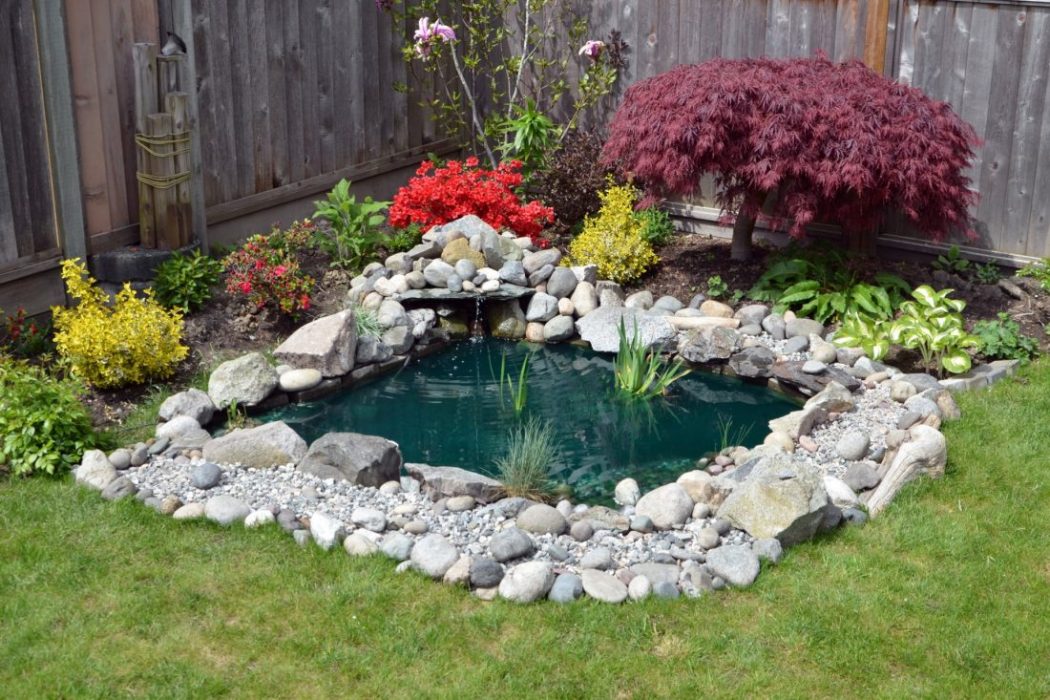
[71,215,1021,604]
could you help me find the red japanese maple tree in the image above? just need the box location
[602,55,980,260]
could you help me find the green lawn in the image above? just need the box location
[2,363,1049,699]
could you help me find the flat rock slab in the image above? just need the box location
[397,285,534,303]
[773,360,861,395]
[581,569,629,603]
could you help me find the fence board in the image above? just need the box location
[227,0,255,199]
[0,2,39,259]
[89,0,131,228]
[247,0,272,195]
[284,4,305,185]
[266,0,289,189]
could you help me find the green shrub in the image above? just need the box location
[972,313,1040,362]
[749,245,910,323]
[52,259,188,389]
[152,249,222,312]
[384,225,419,254]
[312,178,390,271]
[974,262,1001,285]
[0,357,97,476]
[635,206,675,247]
[566,183,658,284]
[614,320,689,401]
[494,417,559,500]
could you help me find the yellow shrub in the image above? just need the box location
[566,183,658,284]
[52,259,188,388]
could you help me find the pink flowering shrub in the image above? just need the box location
[222,221,316,317]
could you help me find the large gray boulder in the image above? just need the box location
[634,483,694,530]
[581,569,629,604]
[677,326,739,363]
[207,352,279,409]
[204,495,251,526]
[515,504,568,535]
[546,267,578,299]
[298,432,402,487]
[728,346,776,378]
[570,282,598,316]
[489,526,536,562]
[717,452,829,546]
[158,388,216,425]
[575,306,675,353]
[525,292,558,323]
[273,309,357,378]
[404,463,504,503]
[155,415,211,449]
[202,421,308,468]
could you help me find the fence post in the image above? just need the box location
[864,0,892,75]
[165,92,192,247]
[133,43,158,248]
[171,0,208,253]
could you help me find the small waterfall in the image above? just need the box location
[470,295,485,340]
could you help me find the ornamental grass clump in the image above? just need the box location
[566,183,658,284]
[52,259,188,389]
[494,417,559,500]
[0,356,98,476]
[603,55,980,260]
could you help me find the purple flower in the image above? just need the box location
[413,17,456,59]
[579,40,605,60]
[374,0,393,10]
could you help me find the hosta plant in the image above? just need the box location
[889,285,980,376]
[833,312,895,361]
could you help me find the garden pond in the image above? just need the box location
[267,338,799,503]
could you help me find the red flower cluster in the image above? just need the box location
[389,158,554,245]
[603,55,980,242]
[2,306,50,357]
[223,221,316,318]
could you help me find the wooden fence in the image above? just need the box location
[3,0,1050,316]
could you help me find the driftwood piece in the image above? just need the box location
[867,425,947,517]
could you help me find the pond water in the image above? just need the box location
[266,338,798,504]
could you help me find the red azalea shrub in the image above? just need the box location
[603,55,980,257]
[223,220,316,317]
[389,157,554,244]
[1,307,52,358]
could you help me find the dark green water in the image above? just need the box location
[267,338,798,503]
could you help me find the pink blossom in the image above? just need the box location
[579,40,605,60]
[414,17,456,59]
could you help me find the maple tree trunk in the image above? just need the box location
[730,200,759,262]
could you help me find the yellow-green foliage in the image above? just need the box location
[52,259,188,389]
[567,183,658,284]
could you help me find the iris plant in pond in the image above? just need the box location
[613,320,690,401]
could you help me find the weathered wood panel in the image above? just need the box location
[0,0,57,270]
[896,0,1050,258]
[63,0,158,245]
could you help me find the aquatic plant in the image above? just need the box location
[613,320,689,401]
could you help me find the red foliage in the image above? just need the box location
[603,55,980,241]
[389,158,554,244]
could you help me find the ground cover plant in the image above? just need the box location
[972,312,1040,362]
[2,360,1048,696]
[603,55,979,260]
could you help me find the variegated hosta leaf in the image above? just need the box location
[912,285,941,307]
[941,349,973,374]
